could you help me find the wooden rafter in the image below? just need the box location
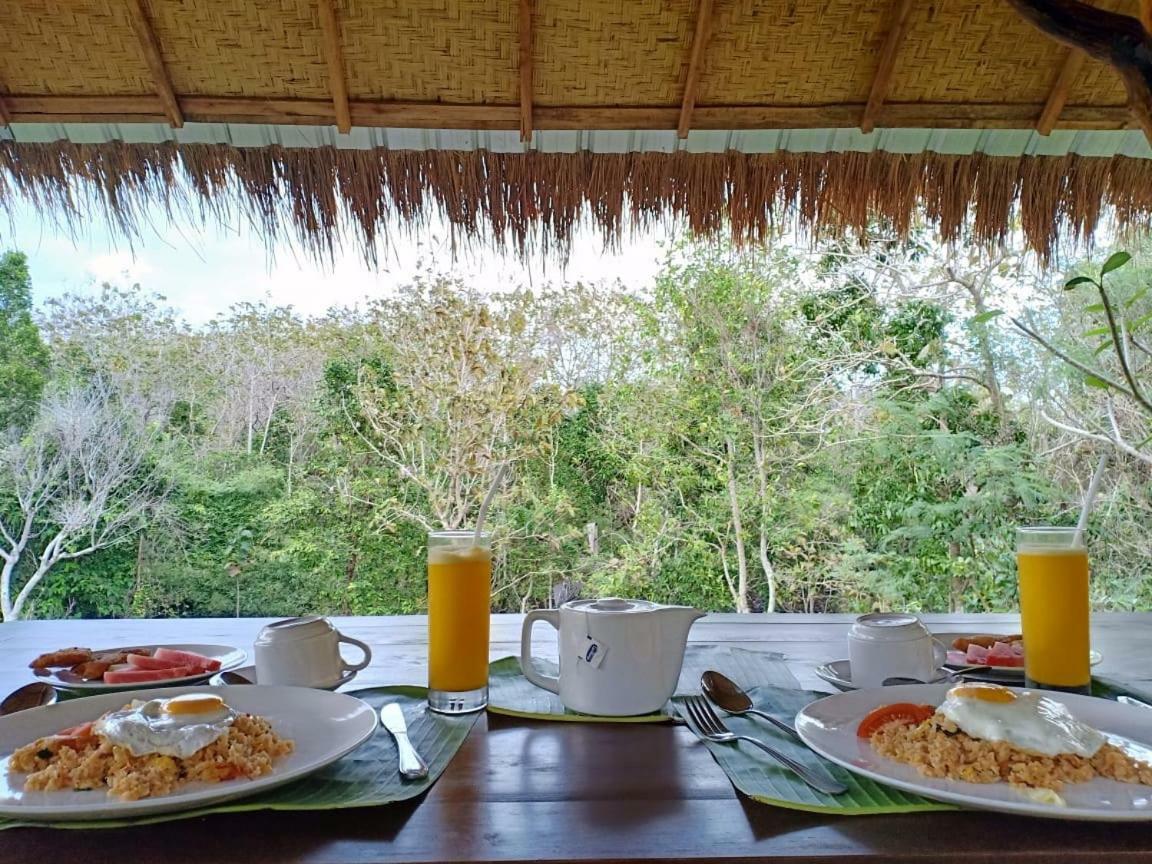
[1142,0,1152,32]
[125,0,183,128]
[0,95,10,127]
[1005,0,1152,144]
[519,0,534,142]
[317,0,351,134]
[0,95,1136,131]
[677,0,715,139]
[1037,48,1088,134]
[1036,1,1120,136]
[861,0,915,134]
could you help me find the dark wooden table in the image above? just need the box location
[3,613,1152,864]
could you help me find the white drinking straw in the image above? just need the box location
[473,462,508,546]
[1075,450,1110,545]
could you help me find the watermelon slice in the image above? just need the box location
[152,647,221,672]
[126,653,186,670]
[103,665,197,684]
[985,640,1025,667]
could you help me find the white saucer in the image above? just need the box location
[813,659,953,691]
[208,665,356,691]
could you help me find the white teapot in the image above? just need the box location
[520,598,705,716]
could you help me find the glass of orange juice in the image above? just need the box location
[1016,526,1091,694]
[427,530,492,713]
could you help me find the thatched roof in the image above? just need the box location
[2,0,1151,260]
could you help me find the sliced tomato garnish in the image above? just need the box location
[856,703,936,739]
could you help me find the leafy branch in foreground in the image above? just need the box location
[1011,251,1152,464]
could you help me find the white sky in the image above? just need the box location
[3,200,674,324]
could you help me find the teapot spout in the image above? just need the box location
[658,605,706,640]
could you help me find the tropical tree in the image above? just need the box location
[0,251,51,430]
[0,382,170,620]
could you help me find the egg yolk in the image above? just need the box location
[162,694,227,715]
[951,683,1017,704]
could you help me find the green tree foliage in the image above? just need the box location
[11,238,1152,618]
[0,251,50,429]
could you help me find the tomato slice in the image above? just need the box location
[856,703,936,738]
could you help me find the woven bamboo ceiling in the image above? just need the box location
[1,0,1146,134]
[2,0,1152,261]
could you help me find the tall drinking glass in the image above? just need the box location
[427,530,491,714]
[1016,526,1091,694]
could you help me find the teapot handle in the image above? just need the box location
[520,609,561,694]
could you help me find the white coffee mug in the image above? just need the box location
[254,616,372,688]
[847,612,939,688]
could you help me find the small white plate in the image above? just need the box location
[814,659,953,691]
[797,683,1152,821]
[933,632,1102,679]
[34,644,247,693]
[0,684,377,821]
[208,665,356,691]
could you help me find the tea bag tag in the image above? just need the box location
[581,636,608,668]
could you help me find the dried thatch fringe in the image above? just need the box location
[1,141,1150,264]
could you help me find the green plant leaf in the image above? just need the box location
[1065,276,1096,290]
[1084,303,1105,313]
[1124,287,1148,308]
[1101,251,1133,275]
[1084,374,1112,389]
[970,310,1004,325]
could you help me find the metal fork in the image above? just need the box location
[682,695,847,795]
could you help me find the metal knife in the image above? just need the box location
[380,703,429,780]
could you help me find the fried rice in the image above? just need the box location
[869,713,1152,791]
[8,713,294,801]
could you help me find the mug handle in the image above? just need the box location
[338,634,373,673]
[932,638,949,667]
[520,609,561,694]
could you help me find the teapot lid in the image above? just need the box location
[567,598,657,613]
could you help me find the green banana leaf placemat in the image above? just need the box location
[488,645,800,722]
[670,686,957,816]
[0,685,478,830]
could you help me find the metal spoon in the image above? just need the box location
[218,670,254,685]
[0,682,58,716]
[882,665,991,686]
[700,670,800,740]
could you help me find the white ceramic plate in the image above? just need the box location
[208,665,356,691]
[0,684,377,821]
[33,644,247,693]
[814,659,954,691]
[933,632,1102,678]
[796,683,1152,821]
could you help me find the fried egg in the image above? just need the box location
[939,683,1105,758]
[95,693,236,758]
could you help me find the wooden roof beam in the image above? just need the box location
[1142,0,1152,32]
[3,95,1137,130]
[317,0,351,134]
[0,95,10,127]
[1036,1,1121,136]
[677,0,715,139]
[1006,0,1152,145]
[520,0,534,142]
[126,0,183,128]
[861,0,915,134]
[1037,47,1088,134]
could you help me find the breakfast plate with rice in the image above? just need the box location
[796,682,1152,820]
[0,685,377,821]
